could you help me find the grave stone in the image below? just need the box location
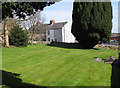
[104,56,117,63]
[92,58,102,62]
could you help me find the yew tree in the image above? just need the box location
[72,1,113,48]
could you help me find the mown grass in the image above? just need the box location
[2,44,118,86]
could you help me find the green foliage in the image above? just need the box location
[72,1,113,48]
[9,26,28,47]
[2,2,58,20]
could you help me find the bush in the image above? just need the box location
[9,26,28,47]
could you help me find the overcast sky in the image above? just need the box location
[41,0,119,33]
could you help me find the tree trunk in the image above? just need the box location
[4,18,9,47]
[31,34,33,45]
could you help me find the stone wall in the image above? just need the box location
[35,41,51,44]
[94,44,118,50]
[49,42,119,50]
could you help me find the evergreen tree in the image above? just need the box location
[9,25,28,47]
[72,1,112,48]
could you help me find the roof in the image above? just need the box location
[111,33,120,37]
[45,22,67,30]
[33,22,67,34]
[36,22,67,30]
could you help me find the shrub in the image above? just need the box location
[9,26,28,47]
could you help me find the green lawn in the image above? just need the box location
[2,44,118,87]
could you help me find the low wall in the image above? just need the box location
[35,41,51,44]
[49,42,81,49]
[29,41,51,45]
[33,41,119,50]
[51,42,119,50]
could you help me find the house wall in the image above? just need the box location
[62,23,76,43]
[46,29,62,42]
[46,22,76,43]
[46,30,54,42]
[54,29,62,42]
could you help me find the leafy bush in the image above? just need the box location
[9,26,28,47]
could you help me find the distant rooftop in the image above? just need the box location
[111,33,120,37]
[30,20,68,34]
[44,22,67,30]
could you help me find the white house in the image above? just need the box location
[45,20,76,43]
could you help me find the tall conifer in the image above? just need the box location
[72,1,112,48]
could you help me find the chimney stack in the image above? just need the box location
[50,20,55,24]
[37,22,42,26]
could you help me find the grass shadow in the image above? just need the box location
[47,42,99,50]
[1,70,47,88]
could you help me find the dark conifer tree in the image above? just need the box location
[72,1,112,48]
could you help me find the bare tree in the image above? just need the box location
[21,11,46,45]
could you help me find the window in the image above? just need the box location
[48,30,50,35]
[48,38,50,41]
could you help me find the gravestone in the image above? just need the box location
[92,58,102,62]
[104,56,117,63]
